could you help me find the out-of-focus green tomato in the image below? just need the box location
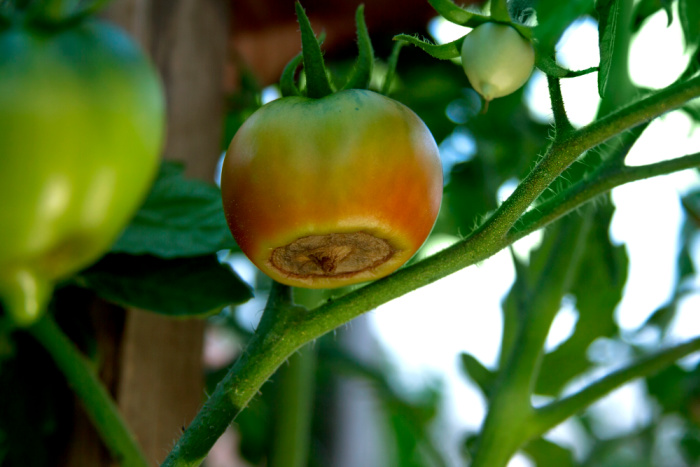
[221,89,443,289]
[461,22,535,101]
[0,18,165,325]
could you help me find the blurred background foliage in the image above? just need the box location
[2,0,700,465]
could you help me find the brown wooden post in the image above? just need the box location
[90,1,229,465]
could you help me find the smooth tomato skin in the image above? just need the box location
[0,20,165,324]
[221,89,443,288]
[460,22,535,101]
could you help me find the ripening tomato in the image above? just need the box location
[221,89,443,289]
[460,22,535,101]
[0,18,165,325]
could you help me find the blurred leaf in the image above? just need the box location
[632,0,673,31]
[391,56,465,143]
[680,428,700,464]
[443,158,500,236]
[646,364,692,414]
[76,254,252,317]
[533,0,594,53]
[111,162,237,259]
[536,203,627,395]
[679,0,700,49]
[596,0,621,98]
[460,352,496,398]
[581,426,656,467]
[523,437,576,467]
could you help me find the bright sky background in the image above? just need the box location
[223,8,700,467]
[366,10,700,466]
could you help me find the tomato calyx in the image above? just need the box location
[270,232,397,278]
[281,2,373,99]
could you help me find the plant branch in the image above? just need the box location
[547,74,573,137]
[162,75,700,466]
[162,283,307,467]
[534,336,700,433]
[509,152,700,243]
[471,212,592,467]
[28,314,149,467]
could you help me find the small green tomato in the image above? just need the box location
[460,22,535,102]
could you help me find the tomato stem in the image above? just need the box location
[28,313,150,467]
[295,2,333,99]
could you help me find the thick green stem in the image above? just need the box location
[28,314,149,467]
[268,345,317,467]
[510,152,700,242]
[471,213,592,467]
[162,283,307,467]
[161,72,700,467]
[268,288,321,467]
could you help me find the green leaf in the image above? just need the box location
[596,0,621,98]
[111,162,237,258]
[533,0,594,53]
[632,0,673,32]
[443,158,500,237]
[76,254,252,317]
[393,34,463,60]
[680,0,700,49]
[645,364,692,414]
[536,53,598,78]
[460,353,496,398]
[523,437,576,467]
[535,203,628,395]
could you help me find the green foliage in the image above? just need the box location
[75,254,251,317]
[111,162,238,258]
[596,0,622,97]
[533,0,594,53]
[71,161,252,317]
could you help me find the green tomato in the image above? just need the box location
[0,18,165,325]
[221,89,443,289]
[460,22,535,101]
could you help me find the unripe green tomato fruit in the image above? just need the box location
[0,19,165,325]
[460,22,535,101]
[221,89,443,289]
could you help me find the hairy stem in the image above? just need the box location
[162,283,307,467]
[471,212,592,467]
[510,152,700,242]
[161,75,700,467]
[28,314,149,467]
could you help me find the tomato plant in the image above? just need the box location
[0,9,165,325]
[221,90,442,289]
[460,22,535,101]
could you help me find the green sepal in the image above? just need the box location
[380,40,404,95]
[295,2,332,99]
[342,5,374,91]
[536,54,599,78]
[280,52,303,97]
[428,0,489,26]
[393,34,464,60]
